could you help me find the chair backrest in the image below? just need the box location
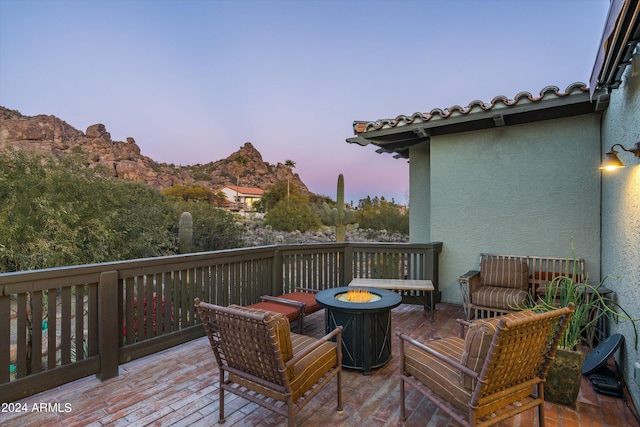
[479,258,529,289]
[479,253,586,291]
[195,299,293,391]
[469,304,573,410]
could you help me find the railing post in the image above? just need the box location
[98,270,119,380]
[423,242,443,303]
[273,247,283,295]
[343,244,354,286]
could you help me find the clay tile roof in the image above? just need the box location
[224,185,264,196]
[353,82,589,134]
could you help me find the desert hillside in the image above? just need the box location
[0,106,308,194]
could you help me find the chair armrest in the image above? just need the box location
[456,318,472,338]
[456,318,471,327]
[459,270,480,293]
[294,287,320,294]
[286,326,343,367]
[261,295,306,309]
[397,332,478,379]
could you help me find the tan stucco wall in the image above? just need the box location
[411,113,602,304]
[600,61,640,407]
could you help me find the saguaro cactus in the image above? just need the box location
[178,211,193,254]
[322,174,357,242]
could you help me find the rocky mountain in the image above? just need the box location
[0,106,309,194]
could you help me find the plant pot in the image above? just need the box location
[545,347,583,407]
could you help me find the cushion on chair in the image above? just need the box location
[480,259,529,289]
[229,331,338,403]
[289,333,338,401]
[471,286,530,311]
[460,310,538,389]
[245,301,300,322]
[280,292,323,314]
[403,336,471,412]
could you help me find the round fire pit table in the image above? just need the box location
[316,286,402,375]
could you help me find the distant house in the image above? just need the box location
[348,0,639,408]
[218,185,264,211]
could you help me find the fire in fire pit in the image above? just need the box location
[335,288,381,303]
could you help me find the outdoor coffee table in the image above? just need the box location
[316,286,401,375]
[348,278,435,322]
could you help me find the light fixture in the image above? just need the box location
[599,141,640,171]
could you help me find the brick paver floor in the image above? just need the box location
[2,303,638,426]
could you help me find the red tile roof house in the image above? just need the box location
[348,0,640,411]
[218,185,264,212]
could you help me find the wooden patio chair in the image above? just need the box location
[397,303,574,427]
[194,298,343,427]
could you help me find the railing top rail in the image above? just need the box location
[1,242,443,291]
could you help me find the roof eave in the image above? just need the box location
[590,0,640,94]
[349,88,606,159]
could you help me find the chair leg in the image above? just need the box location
[400,376,406,421]
[336,369,343,412]
[399,338,407,421]
[538,384,545,427]
[298,313,304,334]
[219,371,225,424]
[288,396,295,427]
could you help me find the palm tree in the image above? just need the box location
[284,159,295,198]
[234,155,248,205]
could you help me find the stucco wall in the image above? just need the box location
[600,61,640,407]
[409,142,430,242]
[414,114,601,304]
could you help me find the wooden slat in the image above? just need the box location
[88,282,98,356]
[16,293,27,378]
[47,289,57,370]
[0,295,10,383]
[125,277,135,344]
[31,291,43,373]
[60,286,71,365]
[181,270,188,327]
[74,285,84,361]
[145,274,153,339]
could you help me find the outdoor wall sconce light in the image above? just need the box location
[599,141,640,171]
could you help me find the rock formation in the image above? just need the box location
[0,106,308,194]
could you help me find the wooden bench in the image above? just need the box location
[348,278,435,322]
[458,253,585,320]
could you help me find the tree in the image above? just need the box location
[161,183,215,202]
[254,180,303,213]
[355,198,409,235]
[284,159,296,198]
[264,195,322,233]
[233,155,248,202]
[0,150,175,272]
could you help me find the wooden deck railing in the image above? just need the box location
[0,241,442,403]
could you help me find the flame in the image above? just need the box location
[346,288,372,303]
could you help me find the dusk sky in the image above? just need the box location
[0,0,610,204]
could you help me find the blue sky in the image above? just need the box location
[0,0,610,203]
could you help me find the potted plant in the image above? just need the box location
[519,252,638,407]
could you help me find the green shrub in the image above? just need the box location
[170,201,245,251]
[0,150,245,272]
[264,195,322,233]
[355,197,408,235]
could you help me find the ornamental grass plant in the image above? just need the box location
[528,275,638,350]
